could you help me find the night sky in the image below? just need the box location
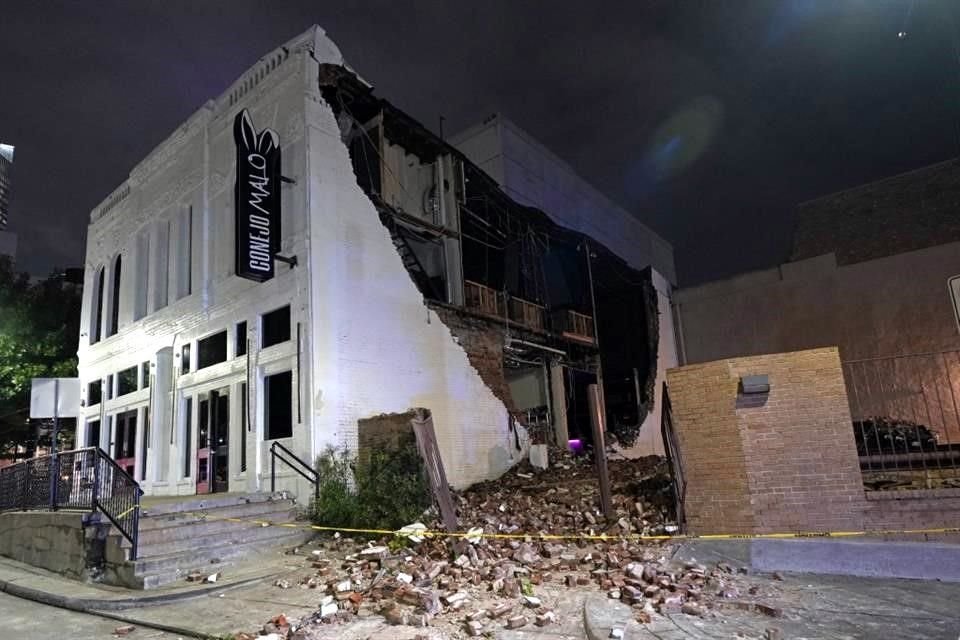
[1,1,957,285]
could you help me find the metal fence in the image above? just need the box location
[660,382,686,528]
[0,447,142,558]
[842,350,960,491]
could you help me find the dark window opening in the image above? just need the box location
[236,321,247,357]
[87,380,102,406]
[141,362,150,388]
[240,382,247,472]
[91,268,104,344]
[86,420,100,449]
[264,370,293,440]
[197,330,228,369]
[140,407,149,481]
[261,306,291,348]
[183,397,192,478]
[106,374,114,400]
[181,344,191,374]
[109,255,121,336]
[117,366,138,397]
[198,396,209,451]
[114,410,137,460]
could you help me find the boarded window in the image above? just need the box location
[154,219,170,310]
[261,305,290,348]
[197,330,228,369]
[134,231,149,321]
[264,371,292,440]
[175,206,192,300]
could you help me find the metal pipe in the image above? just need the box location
[506,338,566,357]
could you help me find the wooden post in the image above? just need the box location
[410,409,458,531]
[588,383,614,520]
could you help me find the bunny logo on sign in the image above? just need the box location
[234,109,281,282]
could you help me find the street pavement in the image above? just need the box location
[0,591,180,640]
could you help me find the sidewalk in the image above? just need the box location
[0,548,310,638]
[3,540,960,639]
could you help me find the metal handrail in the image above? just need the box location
[270,441,319,504]
[92,447,143,559]
[0,446,143,560]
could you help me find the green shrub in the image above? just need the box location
[311,433,432,532]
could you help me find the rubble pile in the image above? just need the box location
[454,450,677,537]
[245,452,781,638]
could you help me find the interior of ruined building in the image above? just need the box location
[319,65,659,450]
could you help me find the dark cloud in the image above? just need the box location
[1,0,956,283]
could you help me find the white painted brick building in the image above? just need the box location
[78,26,678,501]
[78,27,516,498]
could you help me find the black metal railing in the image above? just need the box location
[843,350,960,491]
[660,382,686,529]
[270,441,319,504]
[0,447,142,559]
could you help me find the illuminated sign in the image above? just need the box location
[234,110,281,282]
[951,275,960,335]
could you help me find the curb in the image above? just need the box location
[0,571,274,611]
[0,571,279,639]
[583,595,646,640]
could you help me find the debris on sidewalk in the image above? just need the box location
[243,450,787,637]
[112,625,136,637]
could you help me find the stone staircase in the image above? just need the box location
[103,492,314,589]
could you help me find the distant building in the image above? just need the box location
[676,158,960,363]
[0,144,15,261]
[674,158,960,442]
[0,144,12,230]
[77,26,678,499]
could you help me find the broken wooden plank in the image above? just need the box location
[410,409,458,531]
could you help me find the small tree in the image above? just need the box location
[0,258,81,459]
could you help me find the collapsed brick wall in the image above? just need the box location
[429,305,518,414]
[667,347,866,535]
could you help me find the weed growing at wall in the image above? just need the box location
[312,433,432,531]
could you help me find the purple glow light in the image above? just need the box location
[568,438,583,453]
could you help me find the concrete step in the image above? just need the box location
[134,516,308,557]
[127,504,298,544]
[139,491,289,518]
[134,529,314,589]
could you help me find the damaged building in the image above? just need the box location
[76,26,677,499]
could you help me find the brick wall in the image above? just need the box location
[667,347,865,535]
[863,489,960,534]
[429,305,518,414]
[791,158,960,265]
[357,410,417,466]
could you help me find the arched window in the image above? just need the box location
[90,267,104,344]
[109,254,121,336]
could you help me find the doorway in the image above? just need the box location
[196,388,229,494]
[114,409,137,477]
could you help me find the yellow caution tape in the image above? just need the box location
[165,509,960,543]
[115,504,140,520]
